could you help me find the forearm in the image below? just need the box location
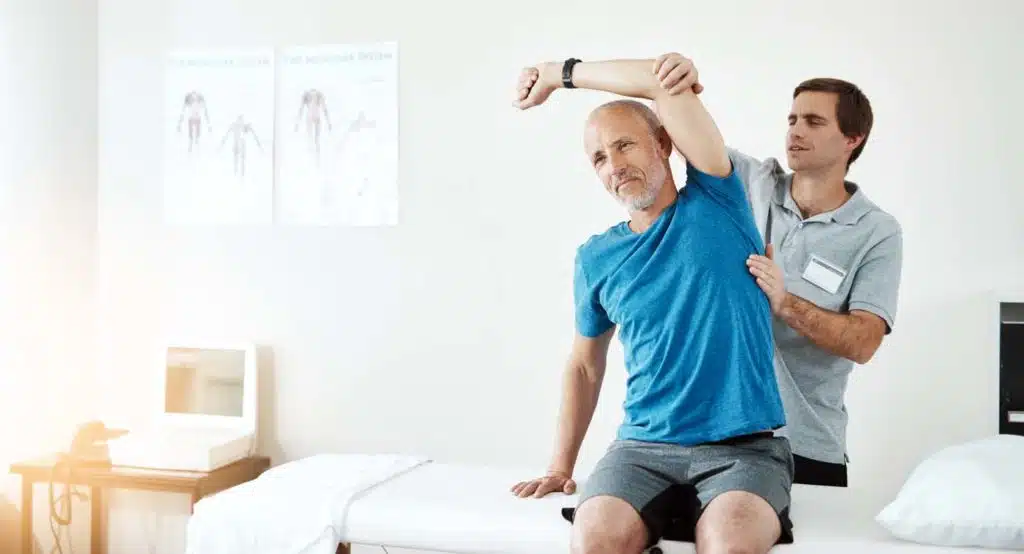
[548,362,602,476]
[542,59,729,176]
[779,293,882,364]
[543,59,661,100]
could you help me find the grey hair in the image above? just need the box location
[591,99,664,136]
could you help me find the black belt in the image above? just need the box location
[706,430,774,447]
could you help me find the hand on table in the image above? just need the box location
[511,470,576,498]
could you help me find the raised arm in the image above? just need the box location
[516,56,730,177]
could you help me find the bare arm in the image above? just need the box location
[530,59,730,177]
[547,328,614,477]
[248,127,263,151]
[295,96,307,128]
[202,99,212,128]
[176,100,187,130]
[321,97,332,129]
[778,297,886,364]
[751,228,902,365]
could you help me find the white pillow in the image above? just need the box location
[876,434,1024,550]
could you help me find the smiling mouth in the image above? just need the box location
[788,146,808,152]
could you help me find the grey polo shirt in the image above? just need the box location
[729,148,904,465]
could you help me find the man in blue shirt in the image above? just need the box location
[508,55,795,554]
[653,53,903,488]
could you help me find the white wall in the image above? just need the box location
[0,0,98,551]
[92,0,1024,552]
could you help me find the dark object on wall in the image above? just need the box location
[1000,320,1024,436]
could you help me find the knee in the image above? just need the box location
[571,522,645,554]
[695,491,781,554]
[569,497,647,554]
[700,541,760,554]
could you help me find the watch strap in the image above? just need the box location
[562,58,582,89]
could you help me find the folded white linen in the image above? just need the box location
[185,453,431,554]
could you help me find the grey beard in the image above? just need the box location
[617,181,660,211]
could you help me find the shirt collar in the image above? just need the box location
[773,174,874,225]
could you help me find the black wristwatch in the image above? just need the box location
[562,58,582,89]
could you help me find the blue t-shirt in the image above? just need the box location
[574,162,785,446]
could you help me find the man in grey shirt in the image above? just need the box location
[656,53,904,486]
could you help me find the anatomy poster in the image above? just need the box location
[163,49,275,225]
[276,42,398,226]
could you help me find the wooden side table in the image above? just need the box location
[9,454,271,554]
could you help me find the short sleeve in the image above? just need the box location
[685,159,749,209]
[727,147,765,197]
[848,228,903,333]
[726,148,783,245]
[573,252,613,337]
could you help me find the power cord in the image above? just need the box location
[48,454,89,554]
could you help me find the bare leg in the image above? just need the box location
[189,119,200,152]
[570,496,648,554]
[695,491,781,554]
[306,117,318,157]
[313,118,322,164]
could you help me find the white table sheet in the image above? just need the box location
[187,456,1004,554]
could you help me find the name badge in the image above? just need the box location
[802,255,847,294]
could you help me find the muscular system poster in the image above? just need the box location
[163,49,275,225]
[275,42,398,226]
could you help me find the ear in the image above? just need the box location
[846,133,865,152]
[656,126,673,158]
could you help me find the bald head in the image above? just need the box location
[586,99,663,138]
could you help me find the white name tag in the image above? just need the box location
[802,255,847,294]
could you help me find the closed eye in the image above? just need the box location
[789,114,828,126]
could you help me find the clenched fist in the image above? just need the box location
[514,63,559,110]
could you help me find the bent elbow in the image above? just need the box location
[702,158,733,178]
[851,351,873,365]
[687,154,732,179]
[852,342,882,365]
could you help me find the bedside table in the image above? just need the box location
[10,454,271,554]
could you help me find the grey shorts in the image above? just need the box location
[562,432,795,547]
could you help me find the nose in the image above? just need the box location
[607,149,629,172]
[788,121,806,140]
